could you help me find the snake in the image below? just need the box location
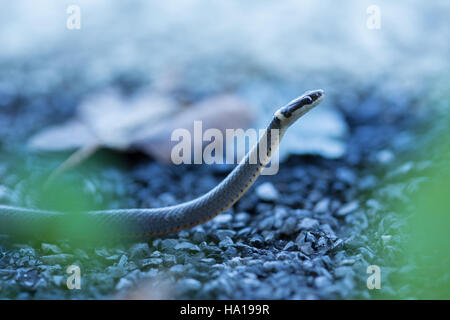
[0,90,324,240]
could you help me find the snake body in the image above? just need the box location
[0,90,324,240]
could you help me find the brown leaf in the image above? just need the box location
[133,94,254,163]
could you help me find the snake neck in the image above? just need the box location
[177,116,284,222]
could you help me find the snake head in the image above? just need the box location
[275,89,324,125]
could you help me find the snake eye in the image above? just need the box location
[303,96,313,104]
[307,90,323,102]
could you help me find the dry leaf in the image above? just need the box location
[29,89,178,151]
[133,94,254,163]
[28,90,254,165]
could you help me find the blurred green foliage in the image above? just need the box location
[388,104,450,299]
[8,151,127,242]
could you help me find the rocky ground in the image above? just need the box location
[1,68,445,299]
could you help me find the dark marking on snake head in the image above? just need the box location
[280,89,323,118]
[270,116,282,128]
[307,90,323,103]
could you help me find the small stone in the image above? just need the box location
[192,229,206,243]
[336,201,359,216]
[256,182,279,201]
[237,227,252,237]
[52,275,64,287]
[219,236,234,249]
[298,218,319,230]
[317,237,328,248]
[41,254,73,265]
[259,217,275,230]
[262,261,283,272]
[105,254,121,261]
[314,198,330,213]
[129,243,151,260]
[293,209,312,218]
[376,150,394,164]
[140,258,163,268]
[263,231,275,242]
[281,216,297,235]
[152,239,161,249]
[201,258,216,264]
[174,242,201,252]
[283,241,296,251]
[334,266,354,278]
[41,243,62,255]
[315,276,331,288]
[344,235,364,249]
[320,224,337,239]
[179,278,202,292]
[117,255,128,268]
[94,248,110,258]
[74,249,89,260]
[359,247,375,260]
[213,213,233,224]
[235,212,250,222]
[160,239,179,253]
[224,246,237,258]
[216,229,236,241]
[234,243,254,255]
[159,192,177,206]
[178,230,190,238]
[170,264,186,275]
[299,243,314,255]
[0,185,12,202]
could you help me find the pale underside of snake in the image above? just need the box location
[0,90,324,240]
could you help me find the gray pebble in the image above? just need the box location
[234,212,250,222]
[299,243,314,256]
[115,278,133,291]
[129,243,151,260]
[175,242,201,252]
[179,278,202,293]
[336,201,359,216]
[249,234,264,248]
[219,236,234,249]
[314,198,330,213]
[315,276,332,288]
[281,216,297,235]
[192,229,207,243]
[213,213,233,224]
[298,217,319,230]
[160,239,179,253]
[216,229,236,241]
[256,182,279,201]
[140,258,163,268]
[381,235,392,245]
[283,241,296,251]
[258,217,274,230]
[41,243,62,255]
